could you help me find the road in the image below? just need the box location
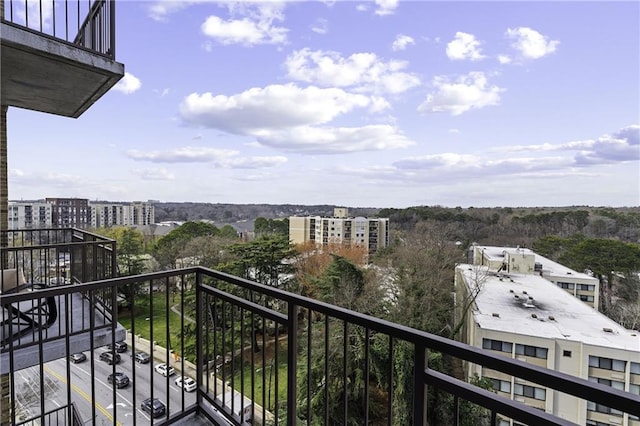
[14,346,197,425]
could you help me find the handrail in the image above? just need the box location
[1,0,116,59]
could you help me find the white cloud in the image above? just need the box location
[506,27,559,59]
[127,146,287,169]
[179,83,385,133]
[446,32,485,61]
[252,124,415,154]
[392,34,415,51]
[113,72,142,94]
[201,2,288,46]
[285,48,421,94]
[148,1,197,21]
[418,72,504,116]
[375,0,399,16]
[356,4,368,12]
[497,124,640,166]
[131,168,176,180]
[311,18,329,34]
[498,55,512,64]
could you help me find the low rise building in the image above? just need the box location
[471,245,600,310]
[454,264,640,426]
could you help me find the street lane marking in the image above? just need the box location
[44,366,123,426]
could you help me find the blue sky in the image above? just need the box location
[7,0,640,208]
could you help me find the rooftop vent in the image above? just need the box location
[603,327,613,333]
[492,313,500,318]
[509,289,514,293]
[531,313,537,319]
[514,295,520,299]
[567,271,572,275]
[528,296,534,301]
[548,316,555,321]
[523,303,535,308]
[523,291,528,295]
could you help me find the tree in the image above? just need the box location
[153,221,219,269]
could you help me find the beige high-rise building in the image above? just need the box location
[289,208,389,256]
[454,263,640,426]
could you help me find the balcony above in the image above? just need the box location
[1,0,124,117]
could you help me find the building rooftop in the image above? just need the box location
[459,265,639,352]
[474,245,597,282]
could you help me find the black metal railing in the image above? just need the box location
[0,228,117,351]
[1,0,116,58]
[2,267,639,425]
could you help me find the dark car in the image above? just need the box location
[107,372,130,389]
[99,351,121,365]
[133,351,151,364]
[69,352,87,364]
[141,398,166,418]
[107,341,128,353]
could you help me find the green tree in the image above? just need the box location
[153,221,219,269]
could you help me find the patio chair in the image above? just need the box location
[1,268,58,346]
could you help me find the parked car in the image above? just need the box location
[154,363,175,377]
[133,351,151,364]
[99,351,121,365]
[107,372,130,389]
[69,352,86,364]
[175,376,197,392]
[141,398,166,418]
[106,341,128,353]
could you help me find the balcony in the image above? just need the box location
[1,0,124,117]
[1,229,640,425]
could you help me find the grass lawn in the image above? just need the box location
[118,292,188,351]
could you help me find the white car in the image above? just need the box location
[175,376,197,392]
[154,363,176,377]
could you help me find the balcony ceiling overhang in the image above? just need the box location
[1,22,124,118]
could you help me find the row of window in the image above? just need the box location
[589,356,629,372]
[556,282,596,291]
[482,339,548,359]
[514,383,546,400]
[579,295,595,302]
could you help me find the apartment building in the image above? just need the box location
[8,200,155,229]
[289,208,389,256]
[90,201,155,227]
[471,245,600,310]
[8,201,52,229]
[454,264,640,426]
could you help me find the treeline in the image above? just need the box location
[378,206,640,246]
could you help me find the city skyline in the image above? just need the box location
[6,0,639,208]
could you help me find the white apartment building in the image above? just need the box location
[91,201,155,227]
[471,245,600,310]
[455,264,640,426]
[289,208,389,256]
[8,201,52,229]
[8,200,155,229]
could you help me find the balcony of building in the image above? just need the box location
[1,228,640,425]
[0,0,124,117]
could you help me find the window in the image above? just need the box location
[578,294,594,302]
[557,282,574,290]
[589,356,625,372]
[482,339,512,353]
[576,284,595,291]
[515,344,548,359]
[588,377,624,416]
[631,362,640,375]
[490,378,511,393]
[513,384,546,400]
[562,350,572,357]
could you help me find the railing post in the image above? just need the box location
[195,269,203,415]
[413,344,426,426]
[287,303,299,425]
[109,0,115,58]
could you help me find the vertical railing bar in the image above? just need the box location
[240,305,246,423]
[164,276,170,419]
[364,327,370,426]
[110,0,115,57]
[387,337,393,426]
[306,309,312,425]
[491,410,497,425]
[110,281,117,423]
[274,318,280,425]
[52,0,55,38]
[324,315,329,426]
[221,301,227,405]
[261,314,267,424]
[250,291,256,424]
[129,276,137,426]
[287,303,298,426]
[89,290,97,425]
[179,273,185,412]
[413,344,426,426]
[65,0,68,41]
[196,271,204,417]
[64,291,72,425]
[149,278,154,418]
[230,304,235,418]
[343,320,348,424]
